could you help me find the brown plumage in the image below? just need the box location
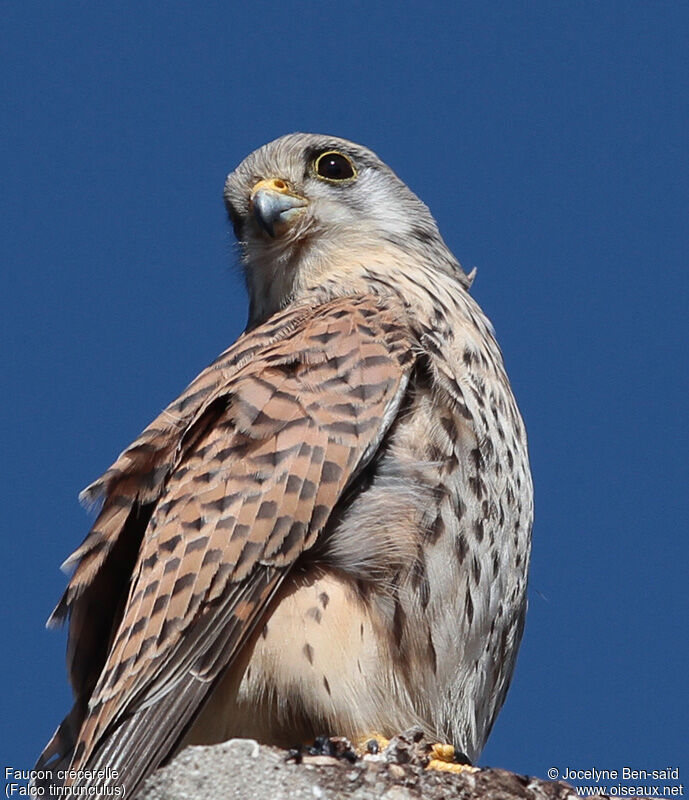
[37,134,533,797]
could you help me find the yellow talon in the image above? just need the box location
[355,733,390,755]
[427,743,479,774]
[427,758,477,773]
[430,743,456,761]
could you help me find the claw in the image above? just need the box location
[355,733,390,756]
[300,735,358,763]
[427,742,478,773]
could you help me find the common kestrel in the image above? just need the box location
[36,134,533,796]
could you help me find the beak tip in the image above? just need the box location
[251,186,307,238]
[253,204,276,237]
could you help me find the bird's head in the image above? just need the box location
[224,133,470,326]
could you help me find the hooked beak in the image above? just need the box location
[250,178,308,238]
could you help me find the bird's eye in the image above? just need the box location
[314,151,357,182]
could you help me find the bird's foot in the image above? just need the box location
[361,727,429,767]
[286,729,477,775]
[427,742,478,773]
[354,733,391,756]
[286,735,358,765]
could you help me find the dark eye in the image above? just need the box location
[314,151,356,182]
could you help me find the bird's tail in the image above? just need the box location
[33,702,84,791]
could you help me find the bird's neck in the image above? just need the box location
[244,235,471,330]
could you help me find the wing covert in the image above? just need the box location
[58,295,415,794]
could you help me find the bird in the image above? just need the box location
[36,133,533,797]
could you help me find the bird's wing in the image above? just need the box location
[50,294,415,795]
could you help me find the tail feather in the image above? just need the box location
[34,703,84,791]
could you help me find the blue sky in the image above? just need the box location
[2,1,687,786]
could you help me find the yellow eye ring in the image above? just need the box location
[313,151,357,182]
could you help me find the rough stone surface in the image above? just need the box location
[140,731,647,800]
